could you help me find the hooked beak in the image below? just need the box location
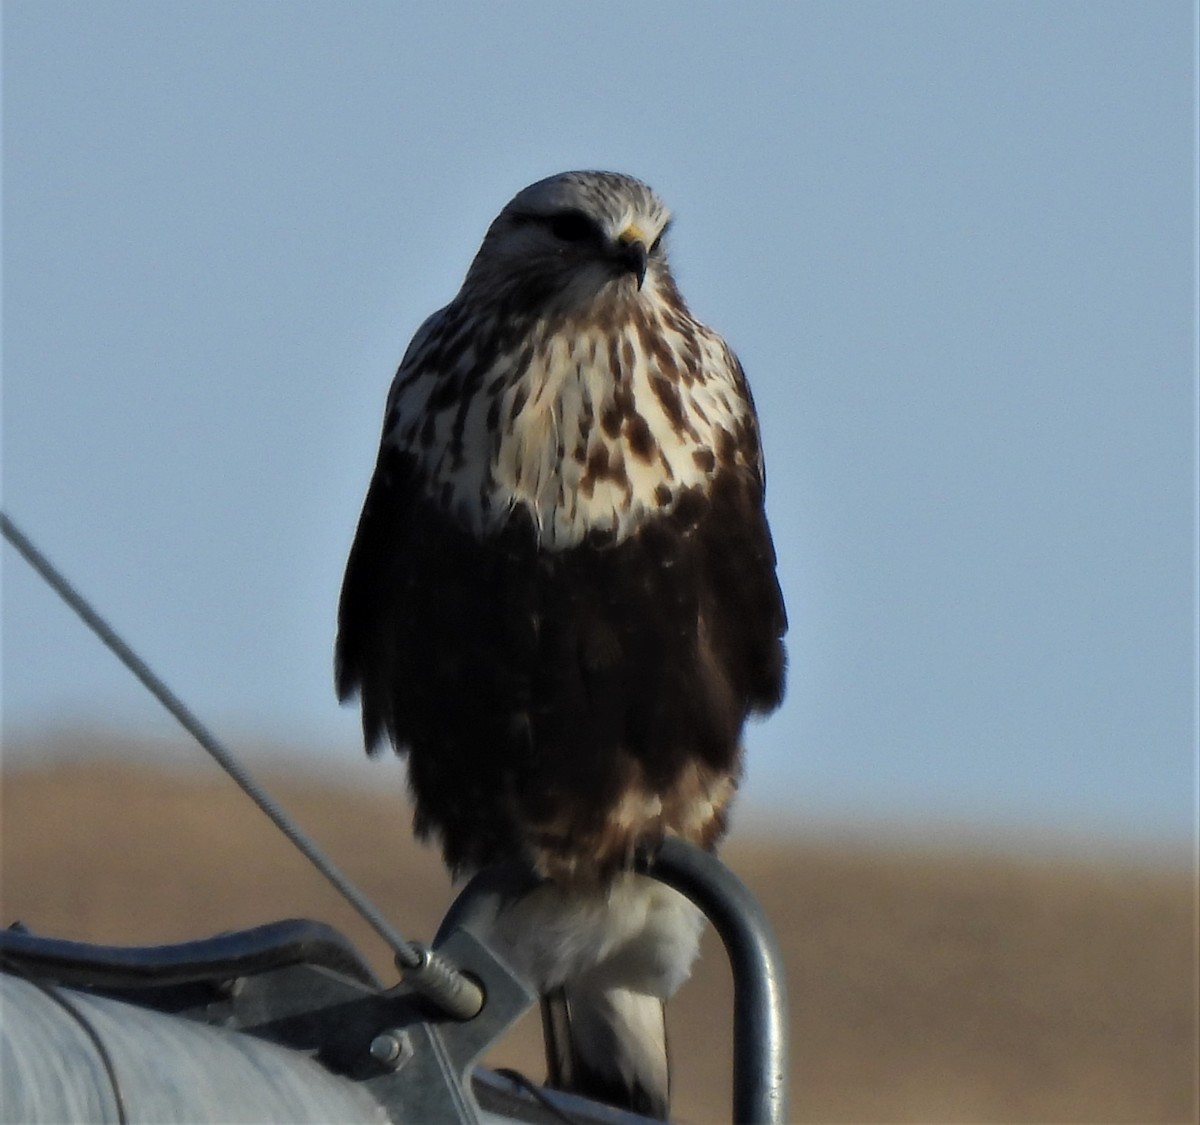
[615,232,649,290]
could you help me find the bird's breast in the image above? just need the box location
[390,313,755,551]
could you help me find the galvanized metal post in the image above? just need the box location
[641,838,790,1125]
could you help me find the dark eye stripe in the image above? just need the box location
[548,210,597,243]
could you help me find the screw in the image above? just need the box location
[369,1029,413,1070]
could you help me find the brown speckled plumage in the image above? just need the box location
[335,171,786,1117]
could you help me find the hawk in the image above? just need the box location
[336,170,786,1117]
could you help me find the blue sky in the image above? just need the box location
[3,2,1195,852]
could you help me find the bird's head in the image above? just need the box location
[461,171,676,318]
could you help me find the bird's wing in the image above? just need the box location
[335,440,421,754]
[335,306,465,752]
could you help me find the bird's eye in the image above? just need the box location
[548,211,595,243]
[649,233,664,255]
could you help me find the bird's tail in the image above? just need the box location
[542,983,669,1119]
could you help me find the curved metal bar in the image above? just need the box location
[439,841,790,1124]
[434,864,544,949]
[0,918,381,990]
[638,838,789,1125]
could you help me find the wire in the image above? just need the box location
[489,1069,583,1125]
[0,511,483,1020]
[3,957,130,1124]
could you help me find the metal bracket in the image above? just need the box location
[1,919,536,1125]
[201,927,535,1124]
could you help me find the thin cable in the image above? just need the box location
[489,1070,582,1125]
[1,512,483,1019]
[3,958,130,1124]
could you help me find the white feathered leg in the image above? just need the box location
[473,873,704,1118]
[545,982,670,1117]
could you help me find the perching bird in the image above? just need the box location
[336,170,786,1118]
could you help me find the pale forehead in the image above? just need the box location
[503,171,671,230]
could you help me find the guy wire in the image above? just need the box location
[0,511,483,1020]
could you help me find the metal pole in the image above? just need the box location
[640,838,790,1125]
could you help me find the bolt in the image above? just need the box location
[369,1029,413,1070]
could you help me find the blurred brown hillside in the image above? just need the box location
[1,751,1196,1123]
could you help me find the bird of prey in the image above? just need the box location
[336,170,786,1118]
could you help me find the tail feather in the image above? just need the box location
[542,984,669,1119]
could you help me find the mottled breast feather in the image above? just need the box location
[336,171,787,882]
